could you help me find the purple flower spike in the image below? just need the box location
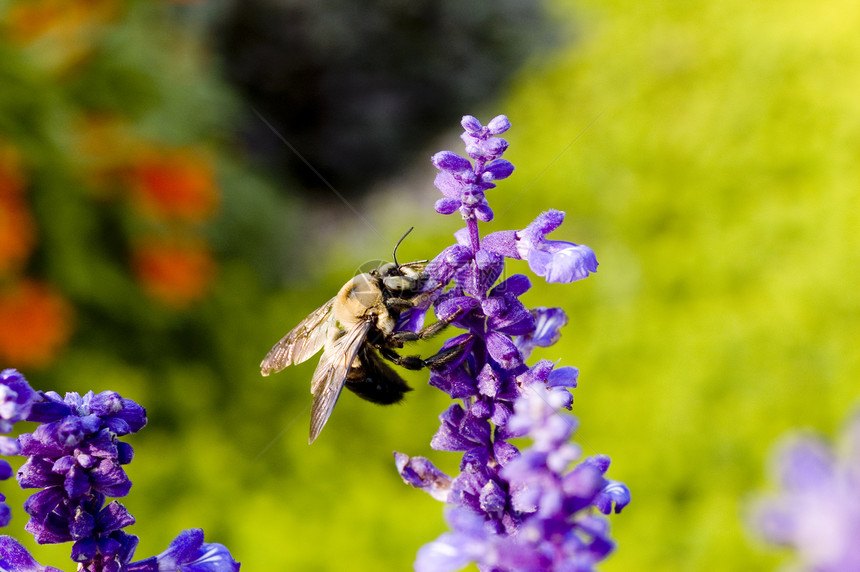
[155,529,240,572]
[1,371,240,571]
[748,411,860,571]
[402,115,627,570]
[0,536,63,571]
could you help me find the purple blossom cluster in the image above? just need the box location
[748,410,860,571]
[395,115,629,571]
[0,368,239,572]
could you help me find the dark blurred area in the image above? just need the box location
[217,0,556,195]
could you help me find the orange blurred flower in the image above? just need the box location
[131,237,216,309]
[0,280,73,369]
[4,0,122,73]
[70,115,137,194]
[0,195,36,275]
[128,148,219,223]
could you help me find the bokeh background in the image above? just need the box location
[1,0,858,570]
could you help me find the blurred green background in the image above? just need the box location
[1,0,858,570]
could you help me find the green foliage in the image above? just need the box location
[2,0,858,570]
[496,0,860,570]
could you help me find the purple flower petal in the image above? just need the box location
[486,332,522,370]
[460,115,483,134]
[482,159,514,182]
[432,151,473,174]
[479,479,507,517]
[0,369,38,432]
[89,459,132,498]
[547,366,579,389]
[533,242,599,284]
[435,197,460,215]
[476,365,502,399]
[490,274,531,298]
[156,529,240,572]
[0,503,10,527]
[0,460,12,481]
[486,115,511,135]
[17,457,63,490]
[429,369,477,400]
[514,307,568,360]
[594,480,632,514]
[474,203,494,222]
[488,298,535,337]
[481,230,518,259]
[0,536,64,571]
[518,210,566,247]
[511,211,599,283]
[0,436,19,456]
[433,171,464,200]
[394,453,453,502]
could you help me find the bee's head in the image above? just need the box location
[376,261,425,293]
[376,227,427,294]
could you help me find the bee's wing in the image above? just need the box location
[260,297,336,376]
[308,319,372,444]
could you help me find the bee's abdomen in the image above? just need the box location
[345,347,412,405]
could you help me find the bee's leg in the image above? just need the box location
[389,307,464,345]
[385,297,414,313]
[378,336,469,371]
[378,347,426,371]
[384,279,447,314]
[422,342,468,370]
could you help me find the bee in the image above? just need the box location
[260,229,461,443]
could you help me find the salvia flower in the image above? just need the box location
[395,115,628,571]
[482,210,599,284]
[0,369,240,572]
[748,410,860,571]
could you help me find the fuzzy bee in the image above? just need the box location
[260,231,460,443]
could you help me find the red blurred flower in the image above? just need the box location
[128,148,219,222]
[0,141,27,198]
[0,280,73,369]
[0,143,35,275]
[131,237,216,309]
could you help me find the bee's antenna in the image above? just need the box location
[393,227,414,267]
